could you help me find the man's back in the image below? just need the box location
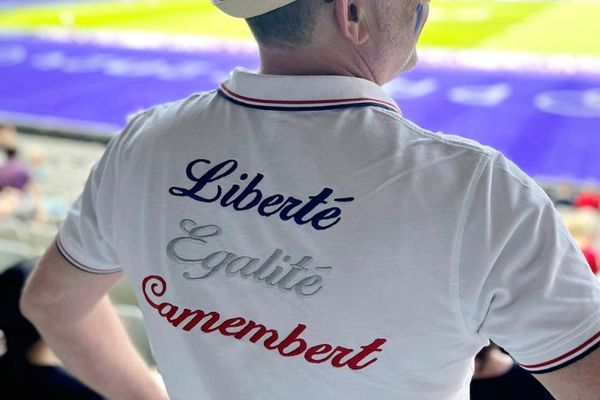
[55,69,600,399]
[19,0,600,398]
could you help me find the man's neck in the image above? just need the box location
[258,46,380,84]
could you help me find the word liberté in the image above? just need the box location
[168,158,355,231]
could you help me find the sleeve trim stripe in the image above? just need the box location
[523,341,600,375]
[55,235,122,275]
[519,329,600,372]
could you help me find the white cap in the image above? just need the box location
[212,0,297,18]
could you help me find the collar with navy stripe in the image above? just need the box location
[218,67,401,115]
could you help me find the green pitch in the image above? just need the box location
[1,0,599,56]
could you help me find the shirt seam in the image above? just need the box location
[451,154,492,341]
[492,164,553,208]
[452,153,600,343]
[490,165,600,293]
[372,107,493,156]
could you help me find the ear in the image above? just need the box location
[333,0,370,45]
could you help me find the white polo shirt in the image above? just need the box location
[57,68,600,399]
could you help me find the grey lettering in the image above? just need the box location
[294,275,324,297]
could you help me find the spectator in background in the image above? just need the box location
[0,125,31,191]
[0,259,102,400]
[562,208,600,276]
[0,125,45,222]
[574,184,600,210]
[549,181,575,207]
[471,343,555,400]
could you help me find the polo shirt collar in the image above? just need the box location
[218,67,401,115]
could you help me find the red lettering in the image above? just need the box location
[169,308,221,332]
[159,302,179,320]
[330,346,355,368]
[276,324,307,357]
[142,274,387,371]
[234,320,279,348]
[304,344,334,363]
[218,317,247,336]
[142,275,167,309]
[345,338,387,370]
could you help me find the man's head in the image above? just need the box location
[245,0,325,49]
[213,0,430,84]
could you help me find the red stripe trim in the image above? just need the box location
[521,330,600,369]
[220,83,400,113]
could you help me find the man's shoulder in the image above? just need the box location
[373,108,497,172]
[131,90,218,128]
[372,111,551,207]
[111,90,218,149]
[375,108,494,156]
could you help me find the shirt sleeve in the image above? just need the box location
[55,107,154,274]
[458,151,600,374]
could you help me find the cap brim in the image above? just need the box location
[213,0,297,18]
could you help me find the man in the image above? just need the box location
[20,1,600,399]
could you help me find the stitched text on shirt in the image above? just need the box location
[168,158,355,231]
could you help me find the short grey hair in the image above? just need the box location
[245,0,328,49]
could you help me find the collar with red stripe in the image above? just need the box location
[218,68,401,115]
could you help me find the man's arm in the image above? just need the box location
[20,241,169,400]
[534,347,600,400]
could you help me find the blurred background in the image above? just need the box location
[0,0,599,397]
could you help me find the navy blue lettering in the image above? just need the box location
[220,184,242,207]
[312,207,342,230]
[169,158,354,232]
[232,174,264,211]
[258,194,285,216]
[279,197,304,221]
[292,188,334,224]
[169,159,237,202]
